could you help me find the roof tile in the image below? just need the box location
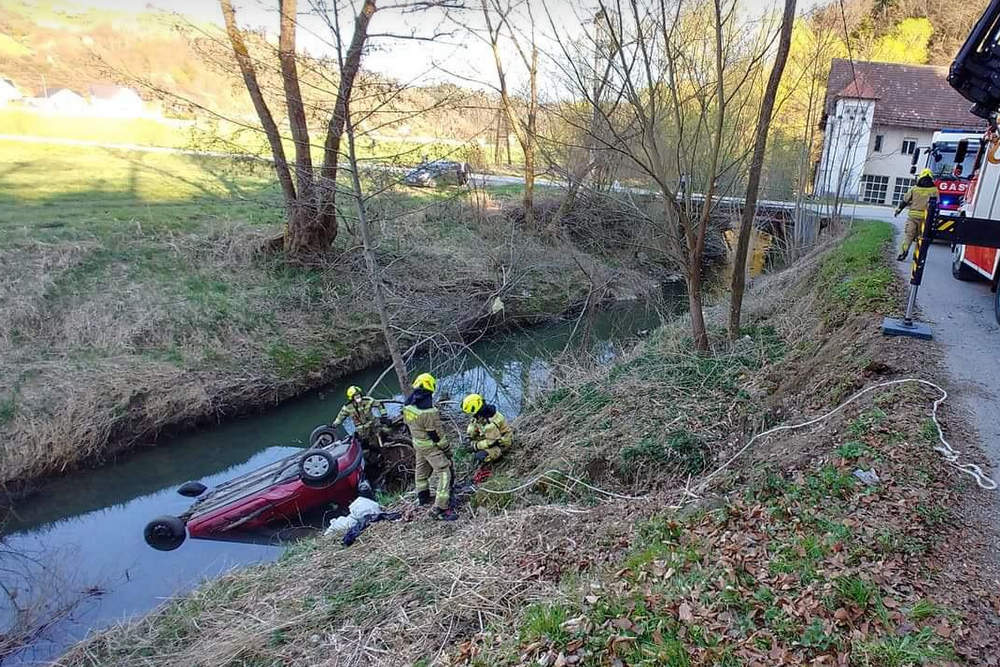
[824,59,986,131]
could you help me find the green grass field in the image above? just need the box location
[0,138,593,487]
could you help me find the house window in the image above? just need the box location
[892,177,914,206]
[860,175,889,204]
[902,138,917,155]
[874,135,883,152]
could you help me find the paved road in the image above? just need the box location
[879,208,1000,487]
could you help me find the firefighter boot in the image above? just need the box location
[432,507,458,521]
[417,489,432,506]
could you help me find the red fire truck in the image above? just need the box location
[952,128,1000,283]
[920,130,981,211]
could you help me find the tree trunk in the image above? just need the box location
[301,0,376,258]
[219,0,296,212]
[728,0,796,339]
[686,0,728,353]
[343,108,410,392]
[278,0,314,203]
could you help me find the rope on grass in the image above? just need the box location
[476,378,997,499]
[702,378,996,491]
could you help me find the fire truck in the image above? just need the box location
[913,130,981,211]
[882,0,1000,336]
[942,0,1000,323]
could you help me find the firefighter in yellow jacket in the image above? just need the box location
[403,373,457,521]
[462,394,513,463]
[332,385,384,446]
[894,169,939,261]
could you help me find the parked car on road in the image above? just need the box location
[404,160,471,187]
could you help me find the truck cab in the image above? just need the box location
[920,130,981,211]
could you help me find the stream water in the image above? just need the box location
[0,301,670,665]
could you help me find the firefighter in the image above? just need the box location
[894,168,939,261]
[403,373,457,521]
[332,385,384,446]
[462,393,513,464]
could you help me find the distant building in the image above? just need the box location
[87,84,144,117]
[0,77,22,106]
[815,59,985,206]
[37,88,88,114]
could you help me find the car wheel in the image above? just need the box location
[952,245,978,281]
[177,481,207,497]
[144,516,186,551]
[299,449,338,485]
[309,425,339,447]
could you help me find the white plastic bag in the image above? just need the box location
[324,515,358,536]
[348,496,381,522]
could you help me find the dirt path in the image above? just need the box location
[885,210,1000,564]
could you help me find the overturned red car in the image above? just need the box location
[143,426,371,551]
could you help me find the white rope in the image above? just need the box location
[475,378,996,499]
[701,378,996,491]
[474,469,645,500]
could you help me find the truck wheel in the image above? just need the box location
[144,516,186,551]
[299,449,337,485]
[952,245,979,281]
[994,287,1000,327]
[177,481,207,497]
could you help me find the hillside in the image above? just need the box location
[58,222,1000,665]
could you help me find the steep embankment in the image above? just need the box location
[0,142,659,495]
[59,221,1000,665]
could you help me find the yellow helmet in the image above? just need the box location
[462,393,484,415]
[919,168,933,179]
[412,372,436,393]
[346,385,363,400]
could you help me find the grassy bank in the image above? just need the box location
[59,221,1000,664]
[0,140,651,492]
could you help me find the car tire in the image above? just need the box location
[144,515,187,551]
[952,245,979,281]
[177,481,207,497]
[309,426,339,447]
[299,449,338,485]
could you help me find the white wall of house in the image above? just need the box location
[857,125,935,205]
[814,97,874,199]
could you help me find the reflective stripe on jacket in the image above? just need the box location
[467,411,513,448]
[403,404,444,448]
[333,397,382,430]
[905,185,938,219]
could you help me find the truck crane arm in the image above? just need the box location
[949,0,1000,121]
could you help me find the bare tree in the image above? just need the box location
[542,0,773,350]
[477,0,539,226]
[220,0,376,261]
[728,0,797,339]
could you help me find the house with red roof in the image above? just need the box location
[815,59,986,206]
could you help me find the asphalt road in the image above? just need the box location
[879,208,1000,489]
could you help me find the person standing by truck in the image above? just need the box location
[894,168,939,261]
[403,373,458,521]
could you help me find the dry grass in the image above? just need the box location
[58,501,644,667]
[54,223,896,667]
[0,186,656,493]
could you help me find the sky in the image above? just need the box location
[64,0,600,92]
[64,0,823,93]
